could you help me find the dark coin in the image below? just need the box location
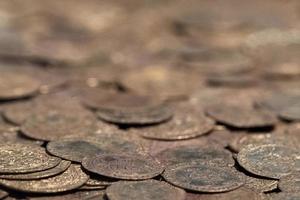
[0,143,61,174]
[137,104,214,140]
[278,172,300,193]
[156,145,235,167]
[0,188,8,199]
[206,104,277,128]
[27,190,105,200]
[237,144,298,179]
[0,164,89,193]
[163,162,245,192]
[0,160,71,180]
[82,153,164,180]
[106,180,186,200]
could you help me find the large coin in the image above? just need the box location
[82,153,164,180]
[0,143,61,174]
[0,164,89,193]
[163,162,245,192]
[0,160,71,180]
[278,172,300,193]
[237,144,298,179]
[106,180,186,200]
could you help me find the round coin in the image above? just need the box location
[0,143,61,174]
[278,172,300,193]
[106,180,186,200]
[82,153,164,180]
[163,162,245,193]
[237,144,298,179]
[0,164,89,193]
[0,160,71,180]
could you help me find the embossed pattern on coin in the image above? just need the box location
[278,172,300,193]
[163,162,245,192]
[0,164,89,193]
[106,180,186,200]
[0,143,61,173]
[82,153,164,180]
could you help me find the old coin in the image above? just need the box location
[0,143,61,174]
[82,153,164,180]
[0,160,71,180]
[237,144,298,179]
[0,188,8,199]
[206,104,277,128]
[27,190,105,200]
[155,145,235,167]
[163,162,245,192]
[0,71,40,100]
[243,175,278,193]
[268,193,300,200]
[137,104,214,140]
[85,176,116,186]
[0,164,89,193]
[278,172,300,193]
[106,180,186,200]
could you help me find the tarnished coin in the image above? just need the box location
[237,144,298,179]
[156,145,235,167]
[106,180,186,200]
[0,143,61,174]
[0,71,40,100]
[278,172,300,193]
[0,160,71,180]
[163,162,245,192]
[243,175,278,193]
[0,188,8,199]
[0,164,89,193]
[268,193,300,200]
[136,104,214,140]
[206,104,277,128]
[82,153,164,180]
[27,190,105,200]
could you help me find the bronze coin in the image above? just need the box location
[163,162,245,193]
[0,71,40,100]
[206,104,277,128]
[0,143,61,174]
[82,153,164,180]
[155,145,235,167]
[278,172,300,193]
[237,144,298,179]
[0,160,71,180]
[27,190,105,200]
[0,164,89,193]
[243,175,278,193]
[137,104,214,140]
[106,180,186,200]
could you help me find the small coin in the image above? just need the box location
[206,104,277,128]
[0,143,61,174]
[0,160,71,180]
[237,144,298,179]
[163,162,245,193]
[106,180,186,200]
[268,193,300,200]
[0,164,89,193]
[244,175,278,193]
[0,188,8,199]
[82,153,164,180]
[156,145,235,167]
[278,172,300,193]
[0,71,40,100]
[137,104,214,140]
[27,190,105,200]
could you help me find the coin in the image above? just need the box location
[237,144,298,179]
[206,104,277,128]
[244,175,278,193]
[136,104,214,140]
[0,188,8,199]
[0,164,89,193]
[163,162,245,192]
[85,176,116,186]
[106,180,186,200]
[0,143,61,174]
[82,153,164,180]
[0,160,71,180]
[27,190,105,200]
[155,145,235,167]
[278,172,300,193]
[268,193,300,200]
[279,103,300,121]
[0,71,40,100]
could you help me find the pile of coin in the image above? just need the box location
[0,0,299,199]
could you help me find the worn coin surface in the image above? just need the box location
[237,144,298,179]
[278,172,300,193]
[0,164,89,193]
[27,190,105,200]
[82,153,164,180]
[0,160,71,180]
[156,145,235,167]
[163,162,245,192]
[106,180,186,200]
[243,175,278,193]
[0,143,61,174]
